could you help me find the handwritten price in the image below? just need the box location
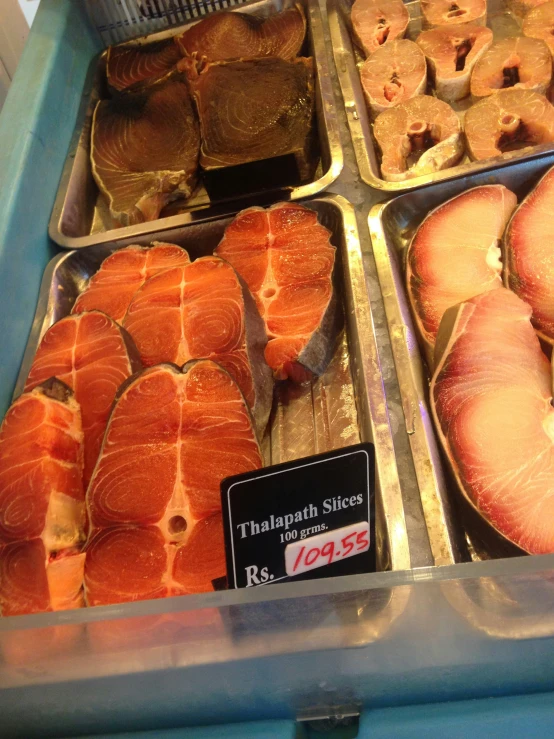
[284,521,370,577]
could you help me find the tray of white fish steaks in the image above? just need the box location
[329,0,554,191]
[369,151,554,568]
[0,195,412,622]
[48,0,343,249]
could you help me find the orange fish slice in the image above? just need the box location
[507,0,549,19]
[417,24,493,102]
[351,0,409,56]
[523,2,554,57]
[470,37,552,99]
[421,0,487,27]
[360,39,427,116]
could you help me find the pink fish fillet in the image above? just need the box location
[504,165,554,344]
[431,288,554,554]
[421,0,487,27]
[351,0,409,56]
[360,39,427,116]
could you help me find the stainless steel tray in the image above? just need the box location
[48,0,343,249]
[22,194,410,577]
[369,151,554,568]
[328,0,554,193]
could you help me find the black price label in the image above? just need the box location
[220,443,376,588]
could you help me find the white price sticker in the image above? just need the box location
[284,521,370,577]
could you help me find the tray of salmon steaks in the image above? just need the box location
[369,152,554,569]
[329,0,554,191]
[48,0,342,249]
[0,196,411,623]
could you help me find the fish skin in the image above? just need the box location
[72,243,190,323]
[523,2,554,57]
[106,39,182,92]
[91,72,200,227]
[122,256,273,435]
[464,88,554,160]
[373,94,463,181]
[84,361,262,606]
[215,202,338,382]
[504,165,554,344]
[470,37,552,99]
[186,57,315,180]
[430,288,554,555]
[406,185,517,366]
[421,0,487,27]
[360,39,427,117]
[25,312,140,487]
[175,5,306,64]
[416,24,493,102]
[351,0,410,57]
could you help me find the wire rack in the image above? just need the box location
[86,0,247,44]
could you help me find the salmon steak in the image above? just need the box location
[186,57,314,180]
[431,288,554,554]
[373,95,464,181]
[507,0,549,19]
[0,540,85,616]
[351,0,409,57]
[122,256,272,432]
[25,312,140,487]
[470,37,552,99]
[215,202,338,382]
[416,24,493,102]
[85,360,262,605]
[523,2,554,57]
[72,243,190,323]
[106,39,182,92]
[91,72,200,227]
[464,89,554,160]
[175,6,306,63]
[360,40,427,117]
[406,185,517,365]
[421,0,487,27]
[504,165,554,344]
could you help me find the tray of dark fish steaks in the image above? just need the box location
[48,0,343,249]
[2,194,413,631]
[368,151,554,576]
[329,0,554,192]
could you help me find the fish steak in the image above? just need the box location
[106,39,182,92]
[504,164,554,344]
[351,0,410,57]
[91,72,200,227]
[73,243,190,323]
[421,0,487,27]
[85,360,263,605]
[431,288,554,554]
[216,202,338,382]
[523,2,554,57]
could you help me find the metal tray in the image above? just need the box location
[21,194,410,578]
[328,0,554,193]
[48,0,343,249]
[369,151,554,568]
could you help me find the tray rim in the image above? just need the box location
[327,0,554,194]
[47,0,344,249]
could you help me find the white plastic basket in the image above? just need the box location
[86,0,246,44]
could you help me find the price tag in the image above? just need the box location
[220,443,375,588]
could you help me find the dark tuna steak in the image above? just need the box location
[106,39,182,92]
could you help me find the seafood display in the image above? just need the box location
[187,57,315,177]
[373,95,464,181]
[416,24,493,102]
[406,184,516,364]
[215,202,338,382]
[421,0,487,26]
[360,40,427,115]
[431,289,554,554]
[106,40,182,92]
[504,166,554,342]
[175,5,306,62]
[351,0,410,55]
[470,37,552,98]
[0,202,345,616]
[85,361,261,606]
[91,72,200,227]
[464,89,554,160]
[523,1,554,55]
